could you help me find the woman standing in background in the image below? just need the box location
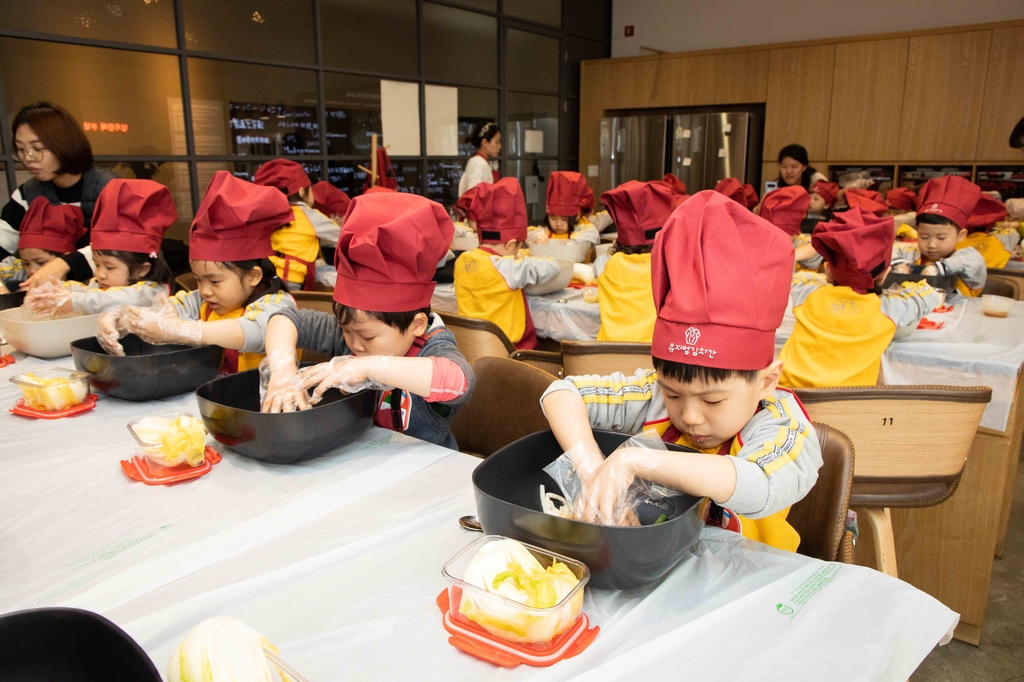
[775,143,827,190]
[458,122,501,197]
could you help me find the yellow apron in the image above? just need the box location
[596,252,655,342]
[270,206,321,289]
[454,248,529,344]
[780,286,895,388]
[958,231,1011,270]
[200,302,265,373]
[650,420,801,552]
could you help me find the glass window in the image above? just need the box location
[505,159,558,223]
[449,0,496,10]
[564,0,609,40]
[183,0,315,64]
[457,87,498,157]
[504,0,561,27]
[98,161,193,241]
[321,0,417,76]
[427,158,466,208]
[324,73,382,157]
[0,39,183,156]
[328,160,422,198]
[562,98,579,159]
[506,92,559,157]
[0,0,176,47]
[564,35,608,95]
[188,58,320,157]
[423,3,497,87]
[507,29,559,93]
[197,161,322,196]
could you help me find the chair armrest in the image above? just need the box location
[510,350,563,378]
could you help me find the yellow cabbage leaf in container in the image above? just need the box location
[133,415,207,467]
[17,373,87,411]
[167,617,293,682]
[459,538,582,644]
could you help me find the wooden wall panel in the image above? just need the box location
[763,45,835,160]
[898,31,992,161]
[828,38,908,161]
[602,57,682,109]
[976,27,1024,161]
[679,51,769,106]
[578,61,606,196]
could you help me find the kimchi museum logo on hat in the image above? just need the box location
[667,326,718,359]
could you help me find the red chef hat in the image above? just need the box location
[333,192,454,312]
[651,190,794,369]
[90,179,176,255]
[812,208,895,294]
[741,183,759,210]
[471,177,528,243]
[312,181,351,218]
[966,193,1007,232]
[18,197,86,254]
[916,176,982,230]
[844,188,888,217]
[600,180,674,246]
[364,185,397,195]
[580,183,595,215]
[253,159,311,196]
[713,178,746,206]
[189,171,293,262]
[546,171,590,217]
[660,173,688,197]
[885,187,917,212]
[810,180,839,207]
[759,185,809,236]
[454,186,478,222]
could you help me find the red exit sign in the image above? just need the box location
[624,25,634,36]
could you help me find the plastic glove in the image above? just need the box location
[259,347,310,413]
[921,263,940,276]
[297,355,391,404]
[123,293,202,346]
[891,262,912,275]
[96,306,132,356]
[533,230,550,245]
[573,434,667,526]
[25,278,74,318]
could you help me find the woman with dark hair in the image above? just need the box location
[458,122,501,196]
[1,101,116,286]
[775,143,827,190]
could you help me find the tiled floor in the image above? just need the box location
[912,459,1024,680]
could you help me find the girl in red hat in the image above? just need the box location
[0,196,85,292]
[958,193,1019,269]
[759,185,824,271]
[95,171,297,374]
[530,171,603,246]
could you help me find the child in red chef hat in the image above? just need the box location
[759,185,822,271]
[260,191,474,449]
[780,207,940,388]
[713,178,758,210]
[531,171,601,246]
[0,197,85,292]
[95,171,296,374]
[908,176,987,297]
[454,177,561,350]
[541,190,822,552]
[959,193,1018,269]
[808,180,838,218]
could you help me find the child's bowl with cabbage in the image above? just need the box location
[10,367,90,412]
[128,412,208,468]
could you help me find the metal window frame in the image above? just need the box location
[0,0,610,207]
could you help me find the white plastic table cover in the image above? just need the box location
[431,283,600,342]
[1,355,957,680]
[777,297,1024,432]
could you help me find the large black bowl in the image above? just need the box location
[0,607,161,681]
[0,290,25,312]
[195,366,379,464]
[70,335,224,401]
[883,265,959,292]
[473,430,707,590]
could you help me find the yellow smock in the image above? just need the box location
[596,252,655,342]
[200,302,265,373]
[270,206,321,288]
[958,231,1011,269]
[454,248,528,344]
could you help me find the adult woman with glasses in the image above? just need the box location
[0,102,116,287]
[457,122,501,197]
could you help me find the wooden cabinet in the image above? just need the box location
[898,31,991,161]
[601,57,681,110]
[678,50,769,106]
[828,38,909,161]
[976,27,1024,161]
[763,45,835,161]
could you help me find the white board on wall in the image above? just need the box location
[381,80,421,156]
[425,85,459,156]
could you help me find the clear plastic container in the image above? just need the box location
[9,367,90,412]
[441,535,589,649]
[128,412,208,469]
[983,294,1014,318]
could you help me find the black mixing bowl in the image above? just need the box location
[883,265,958,293]
[195,366,379,464]
[473,429,707,590]
[70,335,224,401]
[0,290,26,311]
[0,607,161,681]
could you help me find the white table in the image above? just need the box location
[431,283,601,342]
[1,353,957,680]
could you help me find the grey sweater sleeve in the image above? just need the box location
[272,307,351,357]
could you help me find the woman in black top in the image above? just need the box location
[1,102,116,286]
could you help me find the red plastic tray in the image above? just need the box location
[10,393,97,419]
[917,318,945,330]
[120,446,222,486]
[0,354,15,368]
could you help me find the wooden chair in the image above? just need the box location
[450,356,556,458]
[792,385,991,577]
[561,340,652,377]
[982,274,1022,300]
[788,423,855,563]
[437,311,561,371]
[174,272,197,293]
[290,290,335,314]
[510,349,564,378]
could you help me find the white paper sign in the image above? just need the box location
[682,129,692,139]
[381,80,421,156]
[718,148,728,158]
[424,84,458,156]
[524,130,544,154]
[723,123,732,133]
[588,165,599,177]
[682,157,692,166]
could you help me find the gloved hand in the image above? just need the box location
[96,306,132,356]
[921,263,940,276]
[297,355,391,404]
[123,293,202,347]
[24,278,75,318]
[573,434,666,526]
[532,230,550,245]
[259,347,310,413]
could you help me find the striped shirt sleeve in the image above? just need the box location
[541,369,657,435]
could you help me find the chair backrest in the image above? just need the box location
[510,349,564,378]
[436,312,516,363]
[291,290,336,314]
[983,274,1022,300]
[175,272,197,293]
[561,341,652,377]
[788,423,855,562]
[450,356,556,457]
[792,386,990,482]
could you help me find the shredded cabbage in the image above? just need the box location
[16,372,87,411]
[459,538,582,643]
[167,617,292,682]
[134,415,207,467]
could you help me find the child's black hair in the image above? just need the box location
[544,213,577,234]
[608,241,654,256]
[916,213,961,229]
[332,302,431,335]
[210,258,278,289]
[653,357,760,385]
[94,249,173,288]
